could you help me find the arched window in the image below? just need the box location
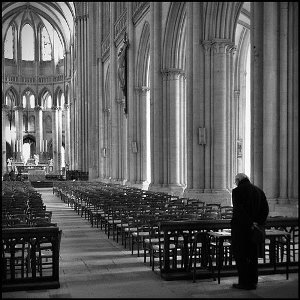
[21,24,35,61]
[41,26,52,61]
[4,25,15,59]
[42,91,52,109]
[22,90,35,108]
[53,29,64,62]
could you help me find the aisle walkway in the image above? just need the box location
[3,188,298,298]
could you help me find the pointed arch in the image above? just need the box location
[136,21,150,87]
[203,2,243,42]
[54,86,64,107]
[38,87,52,107]
[4,86,19,106]
[162,2,186,70]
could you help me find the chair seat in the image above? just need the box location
[108,219,121,224]
[152,243,176,250]
[132,231,150,237]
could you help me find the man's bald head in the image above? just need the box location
[235,173,249,186]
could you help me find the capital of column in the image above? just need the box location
[15,105,24,111]
[161,68,185,80]
[103,107,111,113]
[201,40,212,55]
[116,98,126,106]
[227,44,237,55]
[135,86,150,94]
[64,103,70,110]
[2,104,10,111]
[234,90,240,97]
[34,105,43,111]
[212,39,234,54]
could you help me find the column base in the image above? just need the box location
[148,183,186,197]
[125,180,150,190]
[183,188,232,205]
[268,198,298,217]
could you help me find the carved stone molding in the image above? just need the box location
[212,39,234,54]
[51,106,59,111]
[135,86,150,94]
[34,105,43,111]
[64,104,70,110]
[2,104,10,111]
[103,107,111,113]
[161,68,185,80]
[116,98,126,106]
[15,105,24,111]
[202,40,212,55]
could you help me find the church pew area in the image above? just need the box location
[53,181,298,282]
[2,181,62,292]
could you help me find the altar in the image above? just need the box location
[28,169,46,181]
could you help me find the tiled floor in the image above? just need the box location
[2,188,298,299]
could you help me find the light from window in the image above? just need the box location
[22,24,35,61]
[4,26,14,59]
[41,27,52,61]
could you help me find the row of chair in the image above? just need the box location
[2,181,53,228]
[54,181,234,274]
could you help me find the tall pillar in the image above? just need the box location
[263,2,279,199]
[161,69,186,195]
[57,107,63,174]
[110,2,118,182]
[203,41,212,192]
[15,106,24,161]
[135,86,150,189]
[2,105,8,175]
[251,2,264,188]
[279,2,288,200]
[51,106,59,173]
[149,1,163,191]
[34,105,43,155]
[64,104,71,168]
[212,40,230,190]
[87,2,99,180]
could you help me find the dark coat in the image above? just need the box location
[231,178,269,229]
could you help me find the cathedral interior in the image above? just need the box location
[2,2,299,297]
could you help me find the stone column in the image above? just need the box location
[135,86,150,189]
[57,106,63,174]
[110,2,118,182]
[15,105,24,161]
[212,40,231,190]
[149,2,163,191]
[202,41,212,192]
[279,2,288,200]
[263,2,279,199]
[34,105,43,156]
[2,105,8,175]
[250,2,264,188]
[162,69,185,195]
[51,106,59,173]
[64,104,71,168]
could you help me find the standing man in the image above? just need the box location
[231,173,269,290]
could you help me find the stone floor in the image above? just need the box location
[2,188,298,299]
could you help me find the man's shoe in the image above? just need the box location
[232,283,257,290]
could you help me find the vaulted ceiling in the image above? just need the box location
[2,2,76,50]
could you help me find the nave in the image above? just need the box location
[2,187,298,299]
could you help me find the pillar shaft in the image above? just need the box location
[212,40,229,190]
[51,106,59,173]
[263,2,279,198]
[149,2,163,188]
